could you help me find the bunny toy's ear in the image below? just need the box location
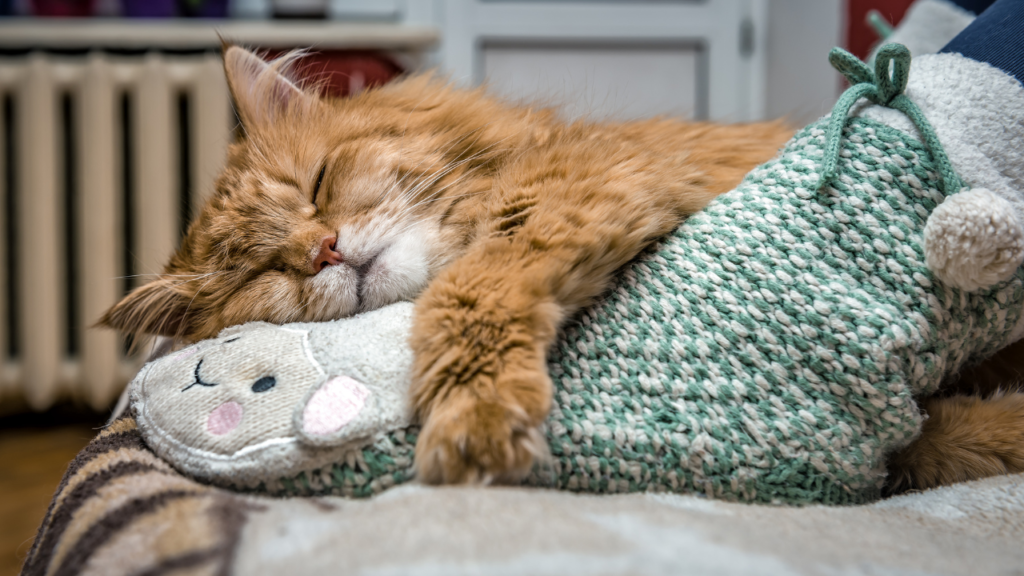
[291,302,419,447]
[294,374,376,446]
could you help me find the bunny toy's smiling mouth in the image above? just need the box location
[182,359,218,392]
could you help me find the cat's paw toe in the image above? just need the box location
[414,391,547,485]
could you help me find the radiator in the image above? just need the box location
[0,51,232,412]
[0,22,434,414]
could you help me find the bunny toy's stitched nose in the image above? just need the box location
[313,235,343,273]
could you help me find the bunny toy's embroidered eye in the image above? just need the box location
[312,165,326,205]
[252,376,276,393]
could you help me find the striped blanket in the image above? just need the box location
[21,416,258,576]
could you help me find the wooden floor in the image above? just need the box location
[0,418,101,576]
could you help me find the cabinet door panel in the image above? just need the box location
[482,43,703,120]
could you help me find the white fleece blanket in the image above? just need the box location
[228,473,1024,576]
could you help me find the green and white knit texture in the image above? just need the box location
[263,117,1024,505]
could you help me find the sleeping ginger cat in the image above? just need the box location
[102,46,1024,490]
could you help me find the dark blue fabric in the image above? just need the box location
[941,0,1024,84]
[947,0,997,15]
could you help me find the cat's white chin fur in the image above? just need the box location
[308,264,361,319]
[359,230,432,312]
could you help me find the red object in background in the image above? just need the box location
[846,0,917,58]
[30,0,94,16]
[265,50,405,98]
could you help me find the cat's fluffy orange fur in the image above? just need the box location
[886,339,1024,492]
[887,392,1024,491]
[101,46,1024,488]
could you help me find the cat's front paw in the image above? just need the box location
[414,387,548,484]
[409,293,556,484]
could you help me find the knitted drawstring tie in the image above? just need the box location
[819,43,964,195]
[866,10,894,41]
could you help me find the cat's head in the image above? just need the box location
[100,46,532,342]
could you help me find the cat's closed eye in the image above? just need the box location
[312,165,326,205]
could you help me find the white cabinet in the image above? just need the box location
[413,0,767,122]
[482,43,703,120]
[238,0,843,123]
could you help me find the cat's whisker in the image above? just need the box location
[396,121,513,203]
[387,124,496,205]
[410,190,488,210]
[402,144,511,204]
[114,272,225,290]
[181,273,221,331]
[403,168,492,212]
[374,166,405,206]
[387,100,430,203]
[166,273,228,291]
[395,140,538,236]
[387,123,494,198]
[316,288,334,320]
[386,214,435,241]
[296,286,332,318]
[116,273,212,279]
[404,145,513,208]
[394,134,518,216]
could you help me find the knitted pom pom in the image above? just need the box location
[924,188,1024,292]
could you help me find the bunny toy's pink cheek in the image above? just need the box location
[207,401,243,435]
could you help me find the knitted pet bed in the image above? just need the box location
[130,47,1024,506]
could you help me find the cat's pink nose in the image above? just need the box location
[313,236,343,272]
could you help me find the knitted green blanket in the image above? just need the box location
[538,116,1022,504]
[131,114,1023,505]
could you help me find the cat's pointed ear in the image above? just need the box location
[98,278,197,339]
[223,45,312,131]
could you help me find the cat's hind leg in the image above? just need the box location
[886,391,1024,491]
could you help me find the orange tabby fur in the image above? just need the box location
[100,47,1024,489]
[887,392,1024,491]
[886,340,1024,492]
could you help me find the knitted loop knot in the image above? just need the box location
[820,44,964,195]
